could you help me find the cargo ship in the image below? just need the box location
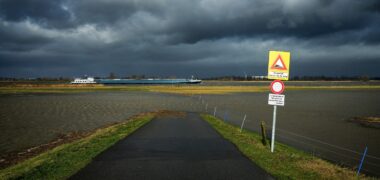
[97,78,201,84]
[71,77,201,84]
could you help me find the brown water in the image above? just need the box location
[0,92,199,153]
[0,88,379,176]
[200,90,380,176]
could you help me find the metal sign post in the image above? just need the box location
[271,105,277,152]
[268,92,284,152]
[267,50,291,153]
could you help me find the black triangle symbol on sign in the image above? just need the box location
[271,55,287,70]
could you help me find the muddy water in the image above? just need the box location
[1,89,379,176]
[0,92,200,154]
[200,90,380,176]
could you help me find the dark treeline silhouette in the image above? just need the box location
[205,75,379,81]
[1,75,379,82]
[0,77,71,82]
[105,72,177,79]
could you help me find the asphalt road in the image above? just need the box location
[71,112,273,180]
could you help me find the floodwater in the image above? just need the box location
[200,90,380,176]
[0,92,198,153]
[0,83,379,176]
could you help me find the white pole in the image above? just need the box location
[271,105,277,153]
[213,107,217,116]
[240,114,247,132]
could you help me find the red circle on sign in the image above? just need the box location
[270,80,285,94]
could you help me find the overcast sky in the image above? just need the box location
[0,0,380,78]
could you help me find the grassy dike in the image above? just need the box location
[0,113,155,180]
[201,114,371,179]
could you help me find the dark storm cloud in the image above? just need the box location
[0,0,74,28]
[162,0,378,43]
[0,21,53,51]
[0,0,380,77]
[68,0,140,26]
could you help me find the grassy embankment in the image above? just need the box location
[201,114,371,179]
[1,84,380,95]
[0,113,155,179]
[149,85,380,95]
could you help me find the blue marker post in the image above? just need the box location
[357,146,368,176]
[224,111,228,122]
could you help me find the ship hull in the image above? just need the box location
[96,79,201,84]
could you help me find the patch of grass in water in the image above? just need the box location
[347,117,380,129]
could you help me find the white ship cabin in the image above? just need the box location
[71,77,97,84]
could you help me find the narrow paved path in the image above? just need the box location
[71,112,272,180]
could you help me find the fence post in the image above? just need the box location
[357,146,368,176]
[224,111,228,121]
[213,107,217,116]
[240,114,247,132]
[261,121,267,146]
[205,103,208,112]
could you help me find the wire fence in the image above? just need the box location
[190,94,380,177]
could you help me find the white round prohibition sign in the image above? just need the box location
[270,80,285,94]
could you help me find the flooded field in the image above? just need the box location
[200,90,380,176]
[0,92,199,153]
[0,82,379,175]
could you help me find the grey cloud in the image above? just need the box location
[0,21,53,51]
[155,0,378,43]
[0,0,74,28]
[0,0,380,78]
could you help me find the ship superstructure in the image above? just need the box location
[71,77,97,84]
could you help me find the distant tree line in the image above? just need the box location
[0,77,71,82]
[1,75,379,82]
[291,75,376,81]
[105,72,179,79]
[204,75,379,81]
[204,76,258,81]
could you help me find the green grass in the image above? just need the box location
[0,113,155,180]
[201,114,371,179]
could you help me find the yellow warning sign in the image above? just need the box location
[268,51,291,80]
